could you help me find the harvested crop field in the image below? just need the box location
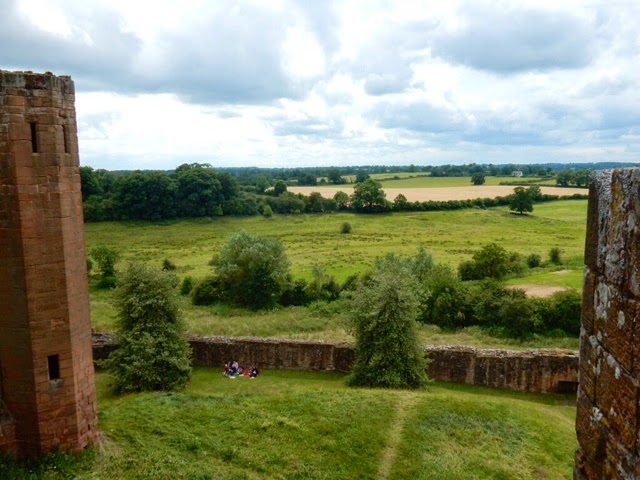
[289,185,587,202]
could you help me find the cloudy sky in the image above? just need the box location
[1,0,639,170]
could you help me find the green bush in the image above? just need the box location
[162,258,177,271]
[305,267,341,302]
[458,260,479,281]
[279,278,310,306]
[526,254,542,268]
[90,245,119,288]
[191,276,223,305]
[86,258,93,275]
[211,230,290,309]
[549,247,562,265]
[96,276,117,289]
[534,290,582,335]
[102,263,191,394]
[180,276,194,296]
[340,222,352,234]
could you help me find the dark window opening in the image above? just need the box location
[558,381,578,394]
[47,355,60,381]
[30,122,38,153]
[62,125,69,153]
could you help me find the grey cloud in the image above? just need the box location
[0,0,306,104]
[374,100,467,133]
[272,117,343,137]
[432,5,594,73]
[0,1,140,85]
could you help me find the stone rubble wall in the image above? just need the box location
[93,333,578,394]
[575,169,640,479]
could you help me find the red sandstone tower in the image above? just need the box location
[0,71,98,457]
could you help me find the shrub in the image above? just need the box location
[536,290,582,335]
[549,247,562,265]
[86,258,93,275]
[96,276,117,289]
[102,263,191,394]
[472,243,510,279]
[306,267,341,302]
[347,255,429,389]
[262,204,273,218]
[279,278,310,306]
[526,254,542,268]
[90,245,119,279]
[458,260,479,281]
[340,222,352,234]
[191,276,223,305]
[212,230,290,309]
[180,276,194,296]
[162,258,177,271]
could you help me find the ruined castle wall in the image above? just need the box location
[575,169,640,479]
[93,333,578,394]
[0,71,98,457]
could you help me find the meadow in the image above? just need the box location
[86,200,586,349]
[336,174,558,187]
[2,369,578,479]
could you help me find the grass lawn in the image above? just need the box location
[1,369,577,479]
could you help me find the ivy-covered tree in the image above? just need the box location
[347,255,429,389]
[103,263,192,393]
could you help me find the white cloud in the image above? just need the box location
[2,0,640,168]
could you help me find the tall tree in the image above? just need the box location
[350,178,387,213]
[347,255,429,389]
[175,165,223,217]
[103,263,192,393]
[509,187,533,215]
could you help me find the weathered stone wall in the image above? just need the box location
[575,168,640,479]
[93,333,578,394]
[0,71,98,458]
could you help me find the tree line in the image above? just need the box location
[81,165,587,222]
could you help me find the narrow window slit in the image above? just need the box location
[30,122,38,153]
[62,125,69,153]
[47,355,60,380]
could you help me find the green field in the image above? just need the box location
[2,369,577,479]
[378,175,557,188]
[327,174,557,188]
[86,200,586,349]
[85,200,587,282]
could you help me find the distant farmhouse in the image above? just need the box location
[511,171,523,177]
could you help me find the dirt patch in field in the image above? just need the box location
[508,285,568,298]
[288,186,586,202]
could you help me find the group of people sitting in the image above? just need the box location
[223,360,259,379]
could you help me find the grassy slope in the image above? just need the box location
[78,369,574,480]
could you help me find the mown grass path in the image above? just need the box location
[377,393,421,480]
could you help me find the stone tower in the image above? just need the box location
[575,169,640,478]
[0,71,98,458]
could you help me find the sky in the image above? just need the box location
[1,0,639,170]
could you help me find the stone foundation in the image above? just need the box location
[93,333,578,394]
[575,169,640,479]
